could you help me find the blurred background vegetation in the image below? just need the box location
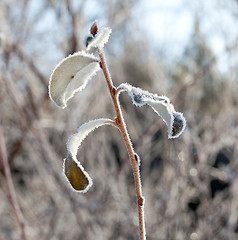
[0,0,238,239]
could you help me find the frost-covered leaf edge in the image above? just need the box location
[63,118,115,193]
[86,27,112,51]
[117,83,186,138]
[49,51,100,109]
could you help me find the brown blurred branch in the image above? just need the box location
[65,0,78,55]
[0,126,27,240]
[12,44,47,87]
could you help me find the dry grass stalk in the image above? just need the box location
[0,126,27,240]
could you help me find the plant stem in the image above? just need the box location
[98,49,146,240]
[0,126,27,240]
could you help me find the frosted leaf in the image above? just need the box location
[117,83,186,138]
[64,118,115,192]
[86,27,112,51]
[63,156,91,192]
[49,51,100,108]
[171,112,185,137]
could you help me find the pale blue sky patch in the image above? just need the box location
[18,0,238,77]
[133,0,238,75]
[133,0,194,59]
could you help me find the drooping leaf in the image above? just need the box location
[86,27,112,51]
[49,51,100,108]
[64,118,115,192]
[64,156,91,192]
[117,83,186,138]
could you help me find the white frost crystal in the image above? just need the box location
[64,118,114,192]
[49,51,100,108]
[117,83,186,138]
[86,27,112,51]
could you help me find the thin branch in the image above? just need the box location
[0,126,27,240]
[98,49,146,240]
[65,0,78,55]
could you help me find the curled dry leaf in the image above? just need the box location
[63,156,91,192]
[63,118,115,192]
[117,83,186,138]
[86,27,112,51]
[49,51,100,108]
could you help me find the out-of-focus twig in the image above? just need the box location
[0,126,27,240]
[65,0,78,55]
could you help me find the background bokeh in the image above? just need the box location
[1,0,238,239]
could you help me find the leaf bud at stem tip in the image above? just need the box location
[90,21,99,37]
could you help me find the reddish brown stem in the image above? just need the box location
[0,127,27,240]
[98,49,146,240]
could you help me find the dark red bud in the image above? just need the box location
[90,22,99,37]
[138,197,144,207]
